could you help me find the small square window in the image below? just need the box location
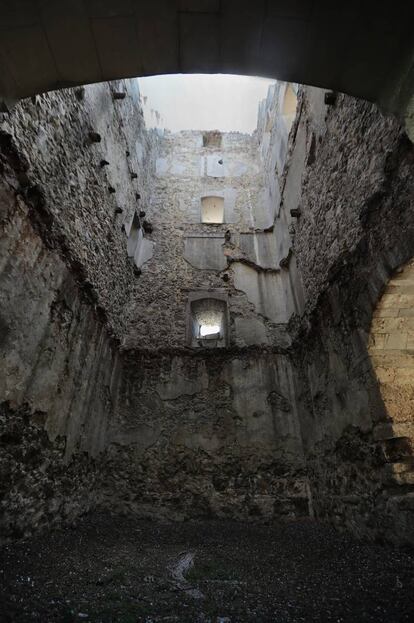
[201,196,224,224]
[203,131,222,148]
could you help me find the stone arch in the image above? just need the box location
[0,2,413,130]
[368,259,414,468]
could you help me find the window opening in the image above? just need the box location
[203,130,222,148]
[282,84,298,133]
[201,196,224,224]
[189,297,228,347]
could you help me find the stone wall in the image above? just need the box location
[96,349,308,521]
[1,75,414,545]
[0,79,158,342]
[0,79,311,538]
[96,120,310,522]
[273,87,414,544]
[123,128,296,350]
[123,129,263,350]
[368,258,414,505]
[369,258,414,438]
[0,78,160,538]
[0,136,120,538]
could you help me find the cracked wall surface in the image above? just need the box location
[0,80,308,538]
[279,88,414,545]
[97,350,308,521]
[1,78,414,545]
[0,79,158,343]
[123,121,304,351]
[0,146,120,537]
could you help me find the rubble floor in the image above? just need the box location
[1,513,413,623]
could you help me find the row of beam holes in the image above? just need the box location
[84,84,152,275]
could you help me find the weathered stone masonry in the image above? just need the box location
[0,139,119,536]
[0,79,413,545]
[0,80,308,537]
[283,89,414,544]
[98,349,308,521]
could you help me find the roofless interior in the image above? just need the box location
[1,1,414,620]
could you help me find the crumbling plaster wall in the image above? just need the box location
[97,349,308,521]
[0,140,121,538]
[273,86,414,544]
[0,78,158,342]
[124,127,303,350]
[124,129,273,350]
[0,79,158,538]
[1,72,414,546]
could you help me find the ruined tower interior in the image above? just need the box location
[0,2,414,621]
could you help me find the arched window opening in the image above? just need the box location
[282,84,298,134]
[189,297,228,348]
[201,196,224,224]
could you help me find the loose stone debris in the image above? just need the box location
[0,514,413,623]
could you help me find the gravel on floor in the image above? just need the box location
[0,513,413,622]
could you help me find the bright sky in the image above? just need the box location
[137,74,275,134]
[200,323,221,337]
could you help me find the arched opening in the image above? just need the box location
[189,296,228,348]
[0,2,412,129]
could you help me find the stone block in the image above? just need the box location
[384,332,408,350]
[375,366,395,384]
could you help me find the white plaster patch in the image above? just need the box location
[134,236,154,268]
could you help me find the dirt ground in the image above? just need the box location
[0,513,413,623]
